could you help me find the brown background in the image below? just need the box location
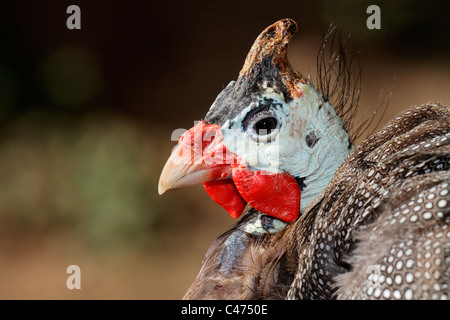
[0,0,448,299]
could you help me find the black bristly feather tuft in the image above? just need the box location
[316,24,388,144]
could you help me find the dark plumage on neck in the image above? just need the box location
[183,210,293,299]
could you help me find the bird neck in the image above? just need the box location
[289,86,353,213]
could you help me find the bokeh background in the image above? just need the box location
[0,0,449,299]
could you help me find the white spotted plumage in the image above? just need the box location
[287,103,450,300]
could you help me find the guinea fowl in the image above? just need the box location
[158,19,450,300]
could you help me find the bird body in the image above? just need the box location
[288,103,449,299]
[158,19,450,299]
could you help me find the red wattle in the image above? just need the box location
[203,179,247,219]
[231,165,300,222]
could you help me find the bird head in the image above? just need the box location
[158,19,352,223]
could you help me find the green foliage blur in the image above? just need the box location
[0,109,163,248]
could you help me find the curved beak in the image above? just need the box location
[158,143,232,194]
[158,121,235,195]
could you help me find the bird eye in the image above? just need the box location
[254,117,278,135]
[248,111,280,142]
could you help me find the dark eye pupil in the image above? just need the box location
[254,117,278,135]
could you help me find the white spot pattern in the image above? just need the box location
[287,104,450,300]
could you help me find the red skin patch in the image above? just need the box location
[179,121,237,166]
[203,180,247,219]
[231,165,300,222]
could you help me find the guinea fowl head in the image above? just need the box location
[158,18,352,222]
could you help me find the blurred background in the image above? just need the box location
[0,0,448,299]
